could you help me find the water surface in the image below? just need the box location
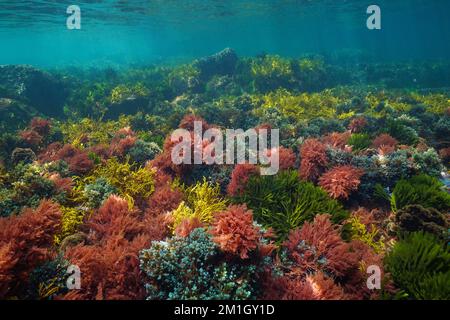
[0,0,449,67]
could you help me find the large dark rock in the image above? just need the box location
[193,48,238,80]
[0,97,38,130]
[103,96,150,120]
[0,65,67,117]
[395,204,448,239]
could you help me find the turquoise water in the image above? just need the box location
[1,0,449,67]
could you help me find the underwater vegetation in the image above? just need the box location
[0,49,449,300]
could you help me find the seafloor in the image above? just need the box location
[0,49,449,300]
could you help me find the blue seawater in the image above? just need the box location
[0,0,449,67]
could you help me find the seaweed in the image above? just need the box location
[0,51,449,301]
[170,178,227,231]
[348,133,372,152]
[140,228,265,300]
[90,157,156,208]
[385,232,450,300]
[234,170,348,240]
[391,174,450,212]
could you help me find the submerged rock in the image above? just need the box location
[0,97,38,130]
[395,204,448,239]
[205,75,241,97]
[0,65,67,117]
[193,48,238,80]
[11,147,36,165]
[169,73,201,96]
[103,96,149,119]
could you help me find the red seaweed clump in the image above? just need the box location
[318,165,364,200]
[299,138,328,182]
[372,133,398,151]
[109,127,137,157]
[227,163,259,196]
[19,118,52,148]
[38,143,94,175]
[322,131,351,150]
[210,205,260,259]
[60,195,166,300]
[0,200,61,298]
[348,117,367,133]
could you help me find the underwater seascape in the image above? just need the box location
[1,0,450,303]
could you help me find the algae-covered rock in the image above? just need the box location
[103,83,151,119]
[103,95,149,119]
[205,75,241,97]
[0,65,67,117]
[11,147,36,165]
[193,48,238,80]
[0,97,38,130]
[395,204,449,239]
